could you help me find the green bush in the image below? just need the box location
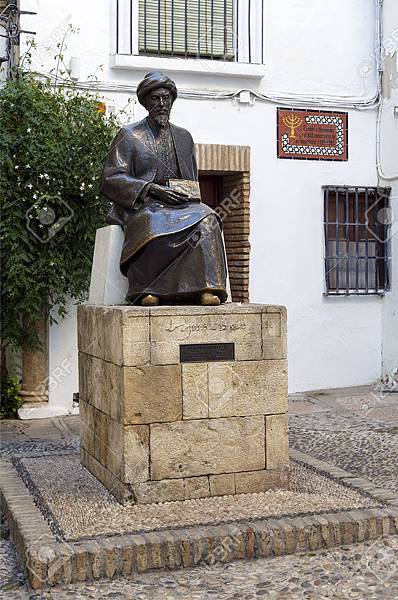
[0,71,119,351]
[0,377,23,419]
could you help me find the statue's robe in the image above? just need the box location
[102,117,227,303]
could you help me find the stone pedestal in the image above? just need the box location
[78,303,288,504]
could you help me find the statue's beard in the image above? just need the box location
[151,112,170,128]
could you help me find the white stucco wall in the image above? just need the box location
[18,0,393,414]
[379,0,398,380]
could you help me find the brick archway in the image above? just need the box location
[196,143,250,303]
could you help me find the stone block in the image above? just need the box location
[235,468,288,494]
[134,479,185,504]
[123,365,182,425]
[150,416,265,480]
[120,310,151,366]
[93,408,108,465]
[266,414,289,469]
[82,354,123,418]
[106,417,124,479]
[182,363,208,419]
[208,360,287,418]
[78,352,88,403]
[184,476,210,499]
[209,474,235,496]
[78,305,150,366]
[124,425,150,483]
[150,311,262,365]
[262,308,287,360]
[79,400,95,456]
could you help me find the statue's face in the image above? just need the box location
[145,87,172,127]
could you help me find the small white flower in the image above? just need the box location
[39,173,44,178]
[88,183,93,189]
[27,128,31,133]
[33,194,37,199]
[44,173,49,179]
[26,164,31,169]
[27,183,33,189]
[14,165,19,170]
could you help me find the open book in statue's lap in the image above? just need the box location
[102,72,227,307]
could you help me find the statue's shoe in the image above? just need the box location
[141,294,160,306]
[200,292,221,306]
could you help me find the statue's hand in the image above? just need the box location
[148,183,189,206]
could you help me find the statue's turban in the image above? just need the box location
[136,72,178,106]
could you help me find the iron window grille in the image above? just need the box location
[323,186,391,296]
[115,0,264,63]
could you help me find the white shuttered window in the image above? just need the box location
[138,0,234,59]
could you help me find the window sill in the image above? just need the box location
[323,292,386,297]
[111,54,265,79]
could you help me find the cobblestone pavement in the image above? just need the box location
[1,386,397,599]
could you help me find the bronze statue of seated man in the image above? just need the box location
[102,71,227,307]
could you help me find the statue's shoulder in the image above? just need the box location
[170,122,194,145]
[121,118,147,135]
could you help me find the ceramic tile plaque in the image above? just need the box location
[277,108,348,161]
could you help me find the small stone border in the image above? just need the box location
[1,449,398,590]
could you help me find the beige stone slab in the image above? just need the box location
[266,414,289,469]
[78,306,150,366]
[79,400,95,456]
[121,311,150,366]
[102,308,123,365]
[78,352,88,403]
[208,360,288,418]
[93,408,108,465]
[82,354,123,419]
[123,365,182,425]
[133,479,184,504]
[106,417,124,479]
[145,303,281,316]
[209,473,235,496]
[150,416,265,480]
[235,341,262,361]
[91,306,106,360]
[235,468,289,494]
[77,306,93,355]
[262,309,287,360]
[184,476,210,500]
[124,424,150,484]
[182,364,208,419]
[150,313,262,365]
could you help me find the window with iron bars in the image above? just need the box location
[323,186,391,295]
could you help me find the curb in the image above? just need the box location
[1,450,398,589]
